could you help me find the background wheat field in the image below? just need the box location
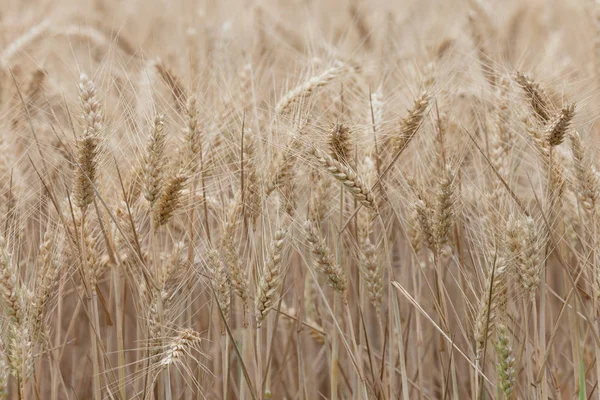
[1,0,600,399]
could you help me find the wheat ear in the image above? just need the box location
[255,229,287,327]
[308,146,377,211]
[153,173,187,229]
[143,114,166,205]
[158,329,202,368]
[0,237,21,324]
[154,58,186,111]
[328,122,352,163]
[514,72,551,123]
[73,73,103,210]
[570,131,599,213]
[433,163,457,254]
[359,238,383,309]
[387,90,430,157]
[494,323,516,399]
[545,103,575,147]
[506,215,542,300]
[276,61,350,114]
[32,229,61,339]
[182,95,202,175]
[303,220,347,294]
[207,249,231,333]
[473,258,508,359]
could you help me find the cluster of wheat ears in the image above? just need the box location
[3,0,600,399]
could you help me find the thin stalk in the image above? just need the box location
[523,301,533,400]
[91,291,102,400]
[241,320,250,400]
[222,334,229,399]
[51,273,65,400]
[377,212,409,400]
[590,207,600,400]
[112,266,126,400]
[331,183,344,399]
[200,140,211,243]
[165,369,173,400]
[411,256,424,399]
[344,304,368,398]
[82,209,101,400]
[186,176,197,400]
[532,296,540,399]
[539,267,547,399]
[331,294,341,399]
[357,263,366,400]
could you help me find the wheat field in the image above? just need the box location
[1,0,600,398]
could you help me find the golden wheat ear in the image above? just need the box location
[73,73,104,211]
[207,249,231,334]
[514,72,552,123]
[143,114,166,206]
[276,61,351,114]
[303,219,347,295]
[308,145,377,211]
[506,215,542,300]
[385,90,430,160]
[473,257,508,360]
[544,103,575,147]
[494,323,516,398]
[152,173,187,229]
[359,237,383,309]
[569,131,599,214]
[255,229,287,327]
